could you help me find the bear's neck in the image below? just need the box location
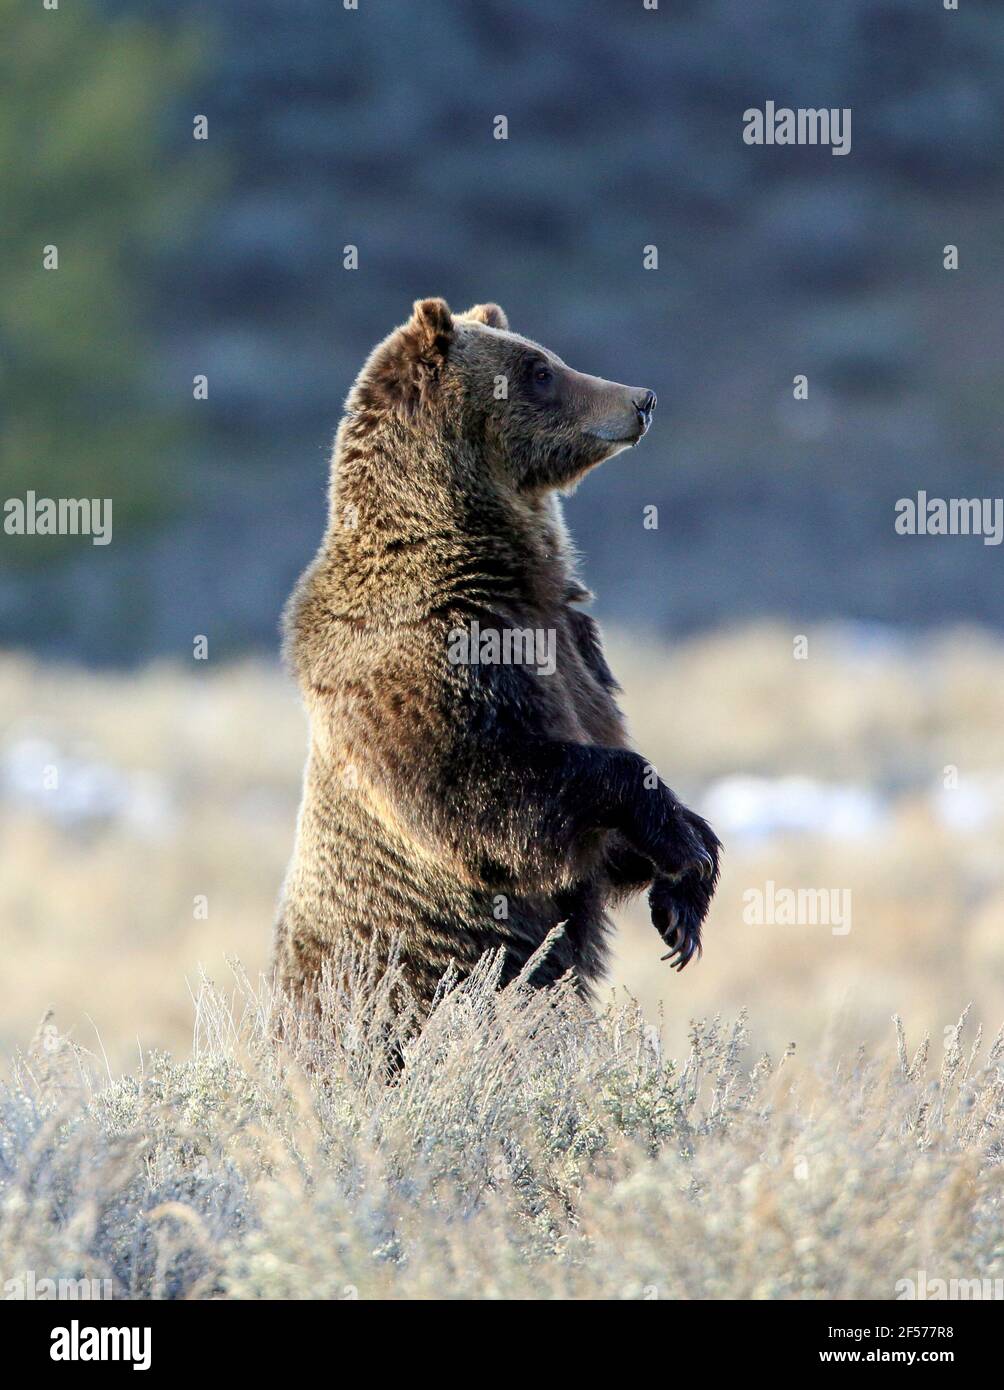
[325,427,576,620]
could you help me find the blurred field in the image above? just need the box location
[2,622,1003,1071]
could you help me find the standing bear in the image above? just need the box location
[274,299,720,1014]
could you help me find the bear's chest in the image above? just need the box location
[512,606,626,749]
[557,614,627,746]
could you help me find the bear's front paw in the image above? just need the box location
[648,813,720,972]
[649,874,706,972]
[652,801,720,884]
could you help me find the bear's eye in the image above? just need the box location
[532,363,553,386]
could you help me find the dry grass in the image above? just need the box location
[2,947,1002,1300]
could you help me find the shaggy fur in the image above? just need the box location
[274,299,720,1012]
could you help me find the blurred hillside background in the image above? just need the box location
[2,0,1004,1070]
[3,0,1003,659]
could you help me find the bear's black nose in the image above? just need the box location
[634,390,656,434]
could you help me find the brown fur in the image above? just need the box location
[274,299,720,1016]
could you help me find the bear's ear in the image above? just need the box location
[401,297,454,365]
[359,299,455,417]
[460,302,509,330]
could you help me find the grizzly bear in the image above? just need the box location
[273,299,720,1015]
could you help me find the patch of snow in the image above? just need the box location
[931,775,1004,833]
[703,774,887,843]
[0,734,173,837]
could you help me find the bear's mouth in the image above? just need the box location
[585,404,653,448]
[585,424,647,446]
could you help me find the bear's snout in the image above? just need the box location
[583,380,656,447]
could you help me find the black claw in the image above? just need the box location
[661,929,684,963]
[662,922,697,968]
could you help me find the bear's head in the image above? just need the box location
[351,298,656,493]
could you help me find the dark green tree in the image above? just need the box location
[0,0,214,559]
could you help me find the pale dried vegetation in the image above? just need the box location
[1,625,1003,1297]
[3,943,1002,1300]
